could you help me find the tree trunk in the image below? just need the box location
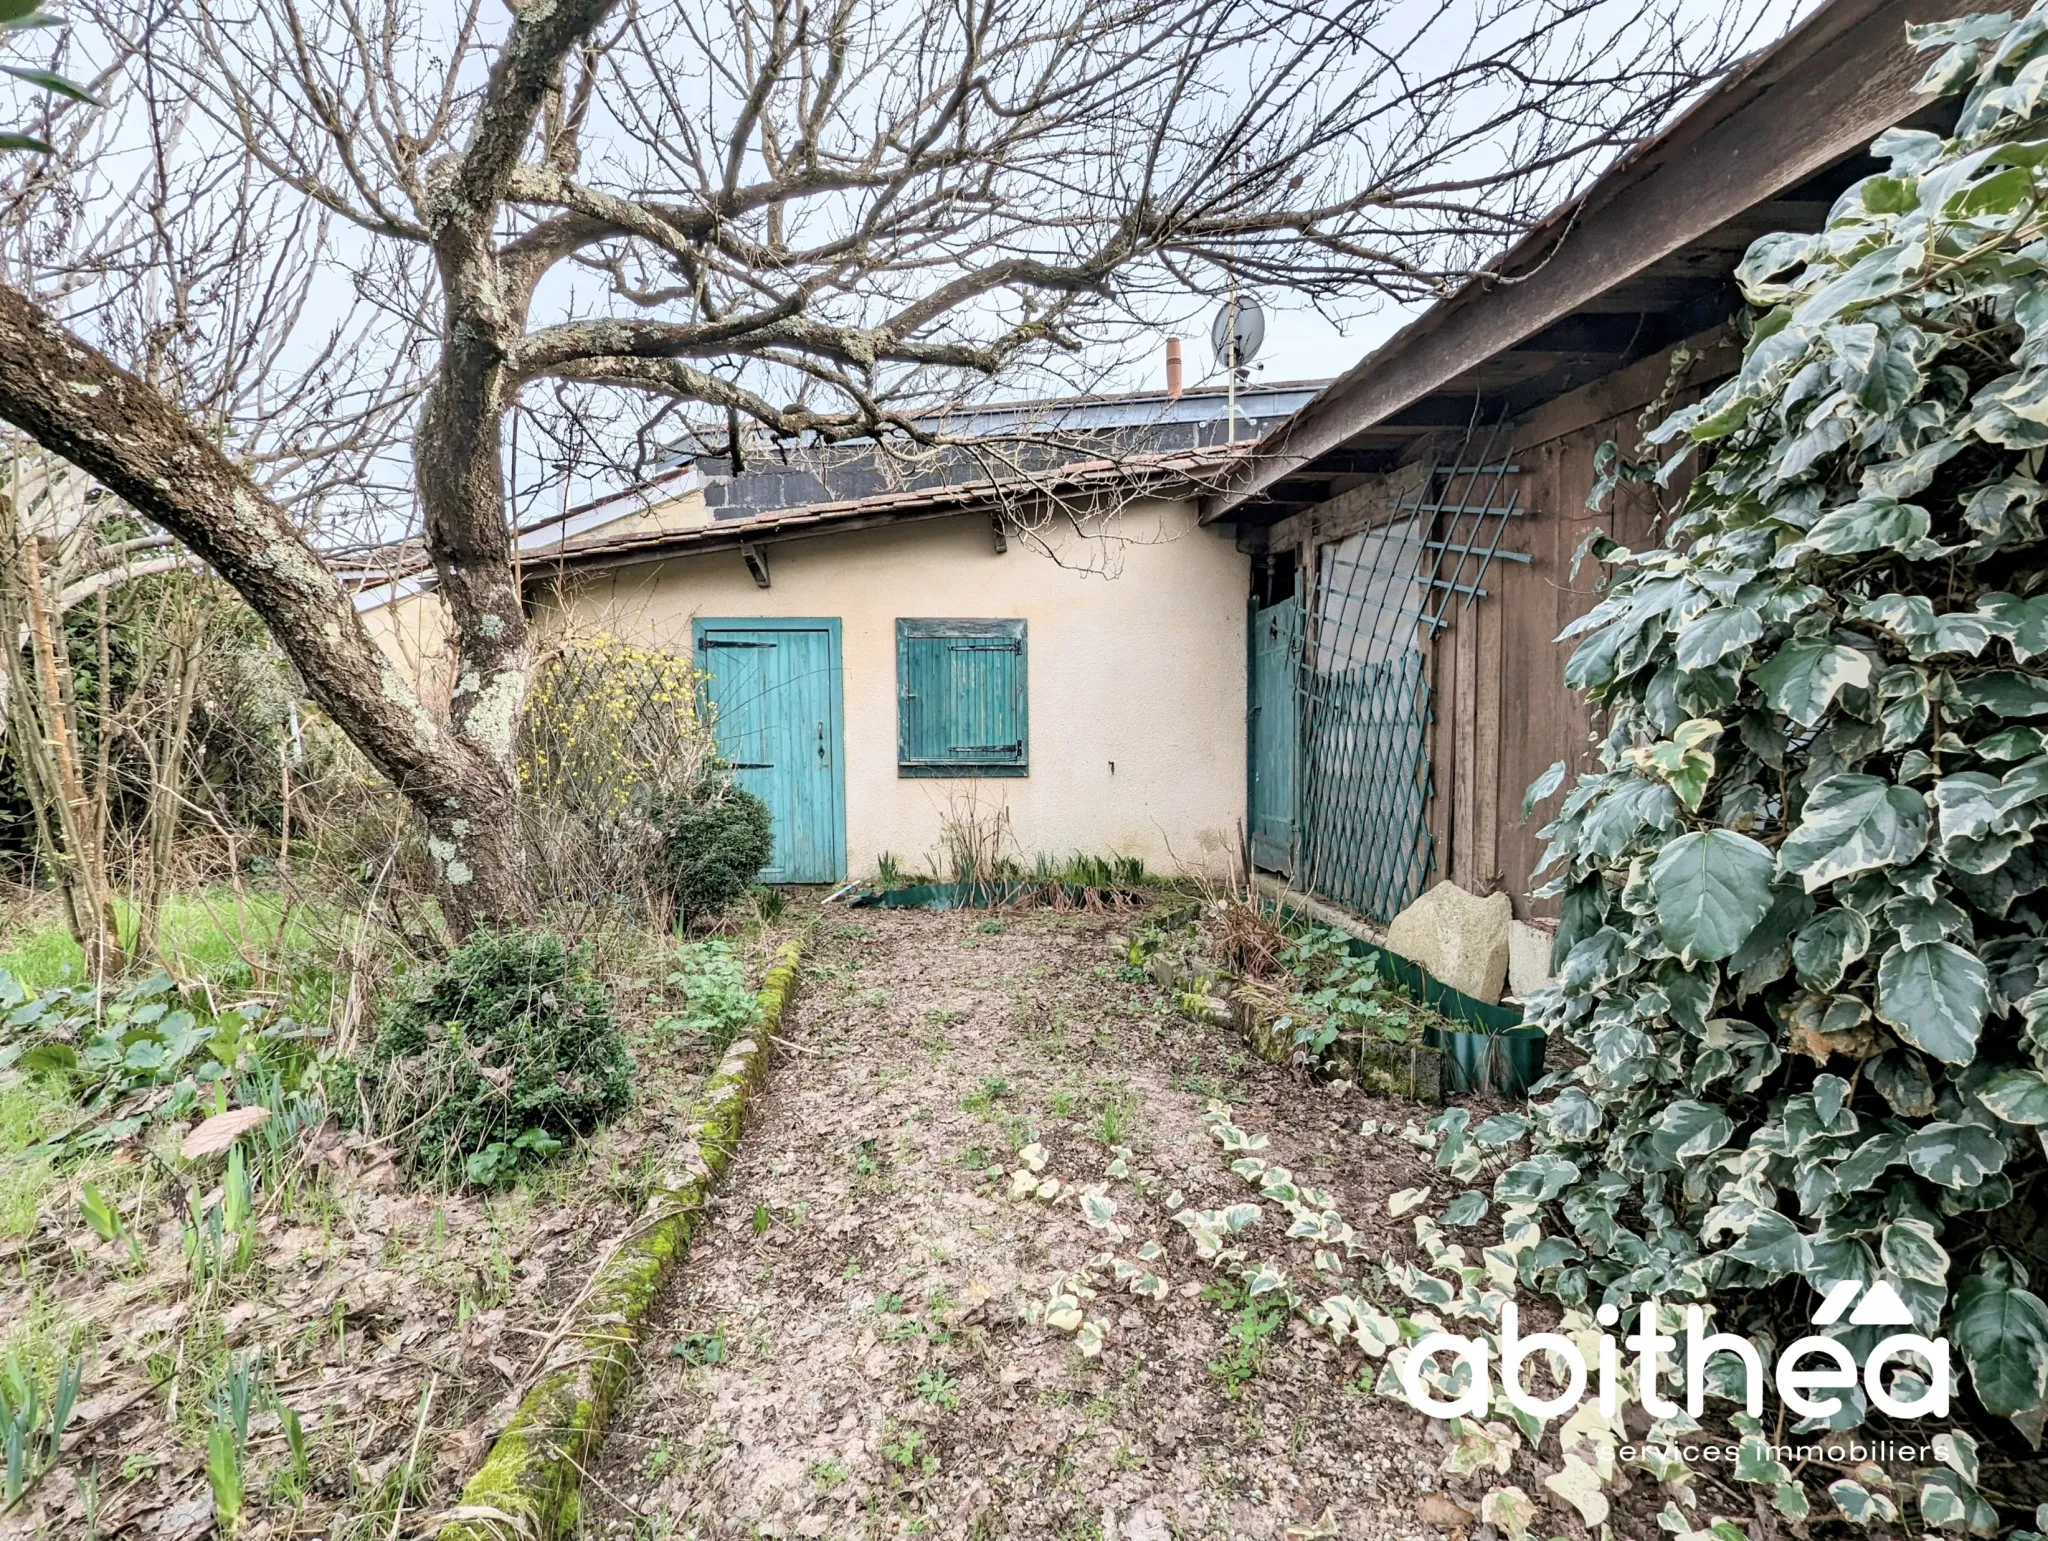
[0,279,527,929]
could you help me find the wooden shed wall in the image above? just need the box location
[1270,327,1738,919]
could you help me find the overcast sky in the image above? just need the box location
[1109,0,1823,398]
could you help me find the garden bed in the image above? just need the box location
[577,905,1518,1540]
[0,894,797,1540]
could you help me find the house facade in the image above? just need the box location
[353,382,1316,884]
[1204,0,1951,926]
[531,491,1247,882]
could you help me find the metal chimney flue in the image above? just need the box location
[1165,337,1183,400]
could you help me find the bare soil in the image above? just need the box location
[580,906,1485,1541]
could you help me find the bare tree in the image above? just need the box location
[0,0,1776,923]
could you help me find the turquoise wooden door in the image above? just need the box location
[694,619,846,883]
[1248,597,1300,875]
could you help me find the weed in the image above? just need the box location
[751,1202,772,1238]
[1049,1088,1077,1118]
[914,1370,960,1408]
[658,939,758,1049]
[670,1326,728,1367]
[959,1076,1011,1114]
[881,1424,937,1476]
[0,1349,85,1509]
[862,988,891,1010]
[853,1137,881,1177]
[975,919,1005,935]
[1091,1093,1137,1147]
[643,1442,674,1479]
[203,1354,256,1531]
[810,1455,850,1491]
[1203,1279,1284,1392]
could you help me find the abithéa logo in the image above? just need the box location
[1398,1282,1948,1422]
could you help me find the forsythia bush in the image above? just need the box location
[1524,9,2048,1447]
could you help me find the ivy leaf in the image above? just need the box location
[1726,1209,1812,1274]
[1828,1477,1899,1525]
[1903,1120,2007,1186]
[1443,1191,1489,1225]
[1877,942,1989,1064]
[1676,606,1764,671]
[1979,591,2048,661]
[1472,1113,1529,1146]
[1978,1067,2048,1124]
[1861,338,1923,413]
[1651,829,1777,963]
[1951,1257,2048,1418]
[1753,642,1873,727]
[1880,1216,1949,1285]
[1522,759,1566,818]
[1779,775,1931,891]
[1958,670,2048,718]
[1494,1154,1578,1206]
[1790,497,1930,558]
[1652,1099,1735,1161]
[1793,907,1873,991]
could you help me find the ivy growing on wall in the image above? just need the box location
[1523,7,2048,1448]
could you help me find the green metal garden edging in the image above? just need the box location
[849,880,1141,910]
[1265,899,1525,1033]
[1423,1023,1548,1098]
[432,935,805,1540]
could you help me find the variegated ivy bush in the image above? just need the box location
[1522,9,2048,1447]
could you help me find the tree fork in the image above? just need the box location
[0,279,529,926]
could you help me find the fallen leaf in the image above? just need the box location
[1416,1491,1474,1533]
[1543,1452,1610,1526]
[179,1106,272,1161]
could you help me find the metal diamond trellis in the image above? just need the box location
[1291,418,1524,921]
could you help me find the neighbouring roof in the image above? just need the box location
[514,444,1249,579]
[1205,0,1954,526]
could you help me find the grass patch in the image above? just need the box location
[0,1076,68,1237]
[1,888,343,1021]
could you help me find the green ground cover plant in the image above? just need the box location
[1521,6,2048,1459]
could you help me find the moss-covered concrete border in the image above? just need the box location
[432,936,805,1540]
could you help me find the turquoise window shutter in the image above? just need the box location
[897,619,1028,776]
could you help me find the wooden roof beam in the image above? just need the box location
[1203,0,1948,522]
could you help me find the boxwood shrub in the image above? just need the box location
[361,929,631,1186]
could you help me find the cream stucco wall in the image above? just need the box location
[359,588,455,709]
[542,500,1248,881]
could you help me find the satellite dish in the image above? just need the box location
[1211,294,1265,371]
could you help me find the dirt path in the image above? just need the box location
[581,907,1463,1541]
